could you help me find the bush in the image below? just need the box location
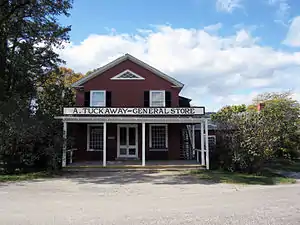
[211,92,300,173]
[0,99,65,174]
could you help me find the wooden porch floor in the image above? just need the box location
[65,160,203,171]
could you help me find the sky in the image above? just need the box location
[57,0,300,111]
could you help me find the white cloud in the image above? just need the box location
[204,23,222,32]
[283,16,300,47]
[268,0,290,25]
[58,25,300,111]
[216,0,243,13]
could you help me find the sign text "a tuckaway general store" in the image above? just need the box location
[63,107,205,116]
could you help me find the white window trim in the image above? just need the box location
[149,124,168,151]
[110,69,145,80]
[87,124,104,151]
[149,90,165,107]
[90,90,106,107]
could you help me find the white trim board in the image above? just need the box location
[56,116,206,124]
[71,53,184,88]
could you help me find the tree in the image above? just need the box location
[86,67,99,76]
[0,0,73,101]
[37,67,84,116]
[258,92,300,159]
[0,0,73,174]
[212,92,300,173]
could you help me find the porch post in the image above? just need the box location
[142,122,146,166]
[200,120,205,166]
[103,122,107,167]
[62,121,67,167]
[192,124,196,160]
[205,119,209,170]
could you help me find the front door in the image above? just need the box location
[117,124,138,158]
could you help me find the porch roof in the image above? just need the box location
[55,116,205,124]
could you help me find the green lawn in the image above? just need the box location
[265,159,300,172]
[188,159,300,185]
[0,172,54,182]
[188,169,296,185]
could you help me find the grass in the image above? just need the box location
[188,169,296,185]
[265,159,300,172]
[188,158,300,185]
[0,171,55,182]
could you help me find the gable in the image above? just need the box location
[72,54,183,88]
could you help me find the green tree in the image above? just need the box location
[37,67,84,116]
[86,67,99,76]
[212,92,300,173]
[0,0,73,174]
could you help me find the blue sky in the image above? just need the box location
[58,0,300,111]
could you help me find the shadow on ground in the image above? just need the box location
[1,169,296,186]
[61,169,297,186]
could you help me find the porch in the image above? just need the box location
[56,107,210,169]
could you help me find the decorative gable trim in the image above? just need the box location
[71,53,184,88]
[110,69,145,80]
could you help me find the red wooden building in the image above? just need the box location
[56,54,210,168]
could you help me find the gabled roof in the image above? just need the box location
[71,53,184,88]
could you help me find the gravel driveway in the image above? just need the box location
[0,171,300,225]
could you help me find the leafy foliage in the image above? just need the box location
[0,0,74,174]
[212,92,300,173]
[37,67,84,116]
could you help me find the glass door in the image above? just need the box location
[119,126,128,157]
[118,125,138,158]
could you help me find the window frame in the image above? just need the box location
[110,69,145,80]
[87,124,104,151]
[149,90,165,107]
[149,124,168,151]
[208,135,216,145]
[204,134,216,149]
[90,90,106,107]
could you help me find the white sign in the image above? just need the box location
[63,107,205,116]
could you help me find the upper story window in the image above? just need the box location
[150,90,165,107]
[110,69,145,80]
[90,90,106,107]
[144,90,171,107]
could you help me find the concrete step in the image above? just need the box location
[64,164,204,172]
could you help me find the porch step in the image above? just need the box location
[114,157,140,161]
[64,164,204,172]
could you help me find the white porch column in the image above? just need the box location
[192,124,196,161]
[62,121,67,167]
[70,150,73,164]
[205,119,209,170]
[200,121,205,166]
[103,122,107,167]
[142,122,146,166]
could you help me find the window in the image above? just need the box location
[111,69,145,80]
[204,135,216,149]
[87,125,103,151]
[150,90,165,107]
[90,90,106,107]
[149,124,168,150]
